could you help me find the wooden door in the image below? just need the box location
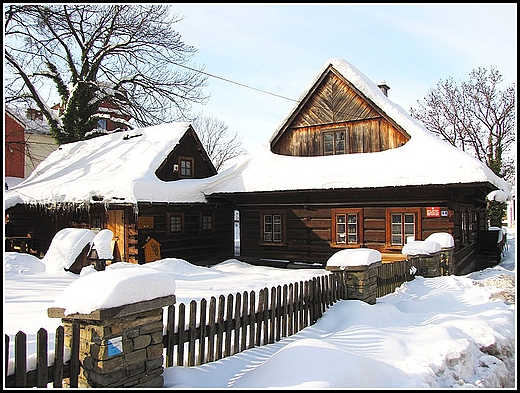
[107,210,127,262]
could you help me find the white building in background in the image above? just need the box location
[23,108,59,178]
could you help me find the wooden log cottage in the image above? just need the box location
[4,58,511,272]
[203,59,512,271]
[4,123,234,266]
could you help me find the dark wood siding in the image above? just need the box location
[136,203,234,265]
[155,128,217,181]
[221,184,490,267]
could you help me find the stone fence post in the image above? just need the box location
[325,249,382,305]
[408,251,442,278]
[48,295,175,388]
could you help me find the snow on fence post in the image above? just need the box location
[402,240,443,278]
[325,248,382,305]
[47,268,176,388]
[48,296,175,388]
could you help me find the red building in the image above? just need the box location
[5,109,26,179]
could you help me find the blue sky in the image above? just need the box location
[169,3,517,153]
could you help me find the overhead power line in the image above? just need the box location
[175,62,385,121]
[175,63,300,103]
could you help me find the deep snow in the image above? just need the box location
[4,227,516,389]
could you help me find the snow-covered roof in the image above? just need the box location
[4,123,210,209]
[205,59,511,198]
[4,59,512,211]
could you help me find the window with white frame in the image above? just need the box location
[386,208,421,246]
[331,208,363,246]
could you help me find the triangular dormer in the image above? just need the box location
[155,124,217,181]
[270,63,410,156]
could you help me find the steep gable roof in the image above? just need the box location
[5,123,211,209]
[270,62,410,149]
[205,59,511,198]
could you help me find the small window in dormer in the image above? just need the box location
[179,157,194,177]
[323,130,346,155]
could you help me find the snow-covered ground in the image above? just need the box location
[4,227,516,388]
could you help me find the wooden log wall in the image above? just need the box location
[239,205,456,265]
[137,203,234,265]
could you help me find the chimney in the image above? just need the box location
[377,79,390,97]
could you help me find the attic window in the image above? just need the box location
[323,130,346,155]
[97,118,107,130]
[179,157,194,178]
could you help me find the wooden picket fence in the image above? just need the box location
[5,261,416,388]
[163,275,343,367]
[5,323,81,388]
[376,259,421,298]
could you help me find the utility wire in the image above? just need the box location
[175,62,379,122]
[175,63,300,103]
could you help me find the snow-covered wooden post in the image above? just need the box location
[47,268,176,388]
[325,248,382,305]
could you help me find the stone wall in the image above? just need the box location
[48,295,175,388]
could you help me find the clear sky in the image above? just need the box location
[169,3,517,153]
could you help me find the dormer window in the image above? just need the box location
[179,157,194,178]
[323,130,346,155]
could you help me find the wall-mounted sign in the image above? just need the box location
[441,210,449,217]
[138,216,154,229]
[426,207,441,217]
[107,336,123,357]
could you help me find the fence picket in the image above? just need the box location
[216,295,225,360]
[269,287,276,343]
[188,300,197,366]
[248,291,256,349]
[15,331,27,387]
[36,328,48,387]
[240,291,248,352]
[177,303,186,366]
[198,298,207,366]
[234,292,241,355]
[207,297,217,363]
[225,294,234,357]
[53,326,64,388]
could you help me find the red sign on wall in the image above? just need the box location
[426,207,441,217]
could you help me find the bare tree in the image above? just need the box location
[191,114,248,172]
[410,67,515,186]
[4,5,208,144]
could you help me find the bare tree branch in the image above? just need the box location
[191,113,248,172]
[5,5,209,144]
[410,67,515,186]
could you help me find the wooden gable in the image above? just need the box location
[155,125,217,181]
[271,66,410,156]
